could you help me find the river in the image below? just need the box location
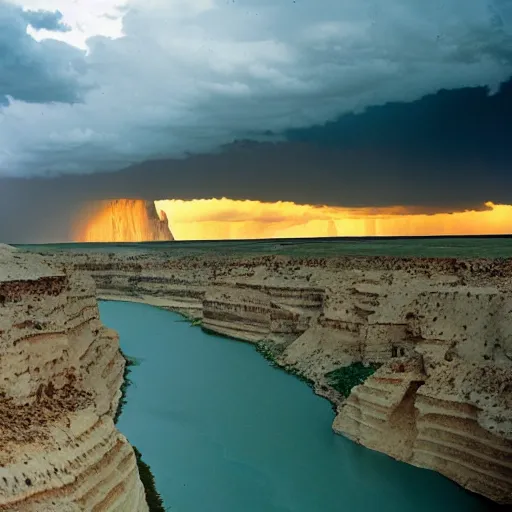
[99,300,496,512]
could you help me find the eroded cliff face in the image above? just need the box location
[73,199,174,243]
[63,251,512,504]
[0,245,148,511]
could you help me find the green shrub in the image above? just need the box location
[133,447,166,512]
[255,341,314,387]
[325,362,380,398]
[114,351,166,512]
[255,342,278,366]
[113,350,137,424]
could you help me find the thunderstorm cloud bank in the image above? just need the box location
[0,0,511,241]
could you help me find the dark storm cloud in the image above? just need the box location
[1,0,512,177]
[22,8,70,32]
[0,79,511,243]
[0,1,86,105]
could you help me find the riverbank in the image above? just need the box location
[114,349,166,512]
[101,299,496,512]
[52,250,512,504]
[101,294,347,413]
[102,296,382,509]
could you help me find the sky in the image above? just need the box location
[156,200,512,240]
[0,0,511,242]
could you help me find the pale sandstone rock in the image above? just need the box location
[72,199,174,242]
[61,251,512,505]
[0,249,148,511]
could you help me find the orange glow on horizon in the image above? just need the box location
[155,199,512,240]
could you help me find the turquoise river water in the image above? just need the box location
[99,301,497,512]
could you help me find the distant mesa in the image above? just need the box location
[73,199,174,242]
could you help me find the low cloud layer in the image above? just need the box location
[0,0,511,176]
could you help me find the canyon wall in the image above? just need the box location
[0,245,148,511]
[63,250,512,505]
[73,199,174,243]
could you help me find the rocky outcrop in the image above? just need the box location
[0,245,148,511]
[72,199,174,242]
[58,251,512,504]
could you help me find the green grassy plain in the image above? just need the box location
[17,235,512,259]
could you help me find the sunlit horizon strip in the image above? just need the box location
[154,200,512,241]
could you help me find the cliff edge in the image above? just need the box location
[72,199,174,243]
[66,251,512,505]
[0,245,148,511]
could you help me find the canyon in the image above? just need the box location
[2,243,511,508]
[0,244,148,511]
[53,248,511,505]
[72,200,174,243]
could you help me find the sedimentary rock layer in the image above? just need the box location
[72,199,174,242]
[61,250,512,504]
[0,245,148,511]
